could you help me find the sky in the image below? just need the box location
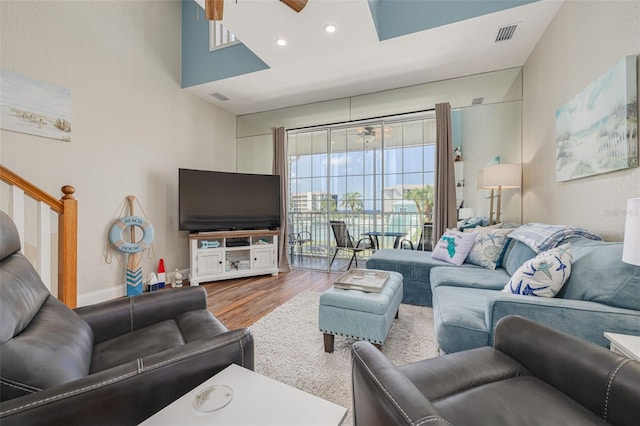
[290,144,436,211]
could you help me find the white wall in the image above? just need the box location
[522,0,640,241]
[0,0,237,304]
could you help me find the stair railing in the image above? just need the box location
[0,165,77,308]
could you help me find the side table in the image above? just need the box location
[603,332,640,361]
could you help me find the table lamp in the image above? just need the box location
[622,198,640,266]
[482,163,521,224]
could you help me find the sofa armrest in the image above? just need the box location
[494,316,640,426]
[0,328,254,426]
[485,293,640,348]
[351,341,449,426]
[75,286,208,344]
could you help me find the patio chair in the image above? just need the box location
[288,230,312,263]
[330,220,371,269]
[400,222,433,251]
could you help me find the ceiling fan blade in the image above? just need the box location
[280,0,308,13]
[205,0,223,20]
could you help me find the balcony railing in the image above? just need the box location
[288,210,433,268]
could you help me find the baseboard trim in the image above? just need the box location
[77,268,191,307]
[78,285,125,307]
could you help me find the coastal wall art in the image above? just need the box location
[555,55,638,182]
[0,69,72,142]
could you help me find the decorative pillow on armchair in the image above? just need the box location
[503,245,572,297]
[466,227,513,270]
[431,229,477,265]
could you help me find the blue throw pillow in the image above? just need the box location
[503,245,572,297]
[466,227,513,270]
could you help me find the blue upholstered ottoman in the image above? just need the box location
[318,271,403,352]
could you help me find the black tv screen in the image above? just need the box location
[179,169,281,232]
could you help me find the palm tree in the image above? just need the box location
[405,186,434,222]
[340,191,363,212]
[317,198,337,213]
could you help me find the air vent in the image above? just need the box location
[495,23,519,42]
[471,97,484,105]
[210,92,230,101]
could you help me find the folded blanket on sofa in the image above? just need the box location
[508,222,602,253]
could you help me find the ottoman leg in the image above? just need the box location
[373,343,382,351]
[395,307,399,319]
[323,333,335,353]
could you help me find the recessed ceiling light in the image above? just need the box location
[324,24,336,34]
[275,38,287,46]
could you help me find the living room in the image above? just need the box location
[1,0,639,425]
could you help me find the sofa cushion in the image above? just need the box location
[430,266,510,291]
[500,239,537,276]
[433,376,609,426]
[432,229,477,265]
[466,228,514,270]
[0,296,93,398]
[432,286,494,353]
[90,309,229,373]
[503,245,572,298]
[0,212,21,261]
[366,249,470,306]
[0,253,51,343]
[561,239,640,311]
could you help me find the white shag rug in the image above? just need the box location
[250,291,438,426]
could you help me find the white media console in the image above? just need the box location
[189,230,279,285]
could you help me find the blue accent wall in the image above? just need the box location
[181,0,269,88]
[368,0,538,41]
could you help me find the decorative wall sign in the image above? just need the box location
[555,55,638,182]
[0,69,72,142]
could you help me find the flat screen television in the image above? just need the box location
[179,168,281,232]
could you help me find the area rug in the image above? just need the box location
[250,291,438,426]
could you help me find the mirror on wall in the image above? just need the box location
[457,100,522,225]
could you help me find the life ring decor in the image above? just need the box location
[109,216,154,253]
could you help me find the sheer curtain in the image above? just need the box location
[434,103,457,242]
[273,127,291,272]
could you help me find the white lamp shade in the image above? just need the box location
[477,170,485,189]
[482,164,522,189]
[622,198,640,266]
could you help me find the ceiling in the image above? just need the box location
[187,0,562,116]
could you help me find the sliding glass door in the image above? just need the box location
[288,114,436,271]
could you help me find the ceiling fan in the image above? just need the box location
[205,0,308,20]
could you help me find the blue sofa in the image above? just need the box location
[367,235,640,353]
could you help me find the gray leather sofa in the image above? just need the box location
[352,315,640,426]
[0,211,254,425]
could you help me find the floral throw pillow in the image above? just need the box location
[503,245,572,297]
[466,228,513,270]
[431,229,477,265]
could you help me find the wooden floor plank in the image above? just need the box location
[202,269,339,329]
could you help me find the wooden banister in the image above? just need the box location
[0,165,78,308]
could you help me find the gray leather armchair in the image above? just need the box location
[0,211,254,425]
[352,315,640,426]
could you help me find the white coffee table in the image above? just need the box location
[140,364,347,425]
[604,332,640,361]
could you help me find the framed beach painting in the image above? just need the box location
[0,69,72,142]
[555,55,638,182]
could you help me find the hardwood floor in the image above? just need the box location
[201,269,339,330]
